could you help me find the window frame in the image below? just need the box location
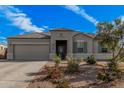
[98,42,109,53]
[75,40,87,53]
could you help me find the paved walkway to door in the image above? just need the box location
[0,61,47,88]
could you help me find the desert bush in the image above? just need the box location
[43,65,70,87]
[86,55,96,64]
[66,57,80,74]
[108,61,122,79]
[50,68,64,83]
[54,54,61,67]
[97,69,113,82]
[97,69,122,83]
[43,65,52,79]
[43,65,64,83]
[97,61,122,82]
[56,79,70,88]
[108,61,119,71]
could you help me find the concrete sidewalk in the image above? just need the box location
[0,61,47,88]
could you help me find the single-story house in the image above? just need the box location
[7,28,112,60]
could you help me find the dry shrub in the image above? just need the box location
[66,57,80,74]
[97,61,122,83]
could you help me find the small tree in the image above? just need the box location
[96,19,124,82]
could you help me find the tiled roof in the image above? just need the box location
[8,28,95,39]
[82,33,95,38]
[50,28,95,38]
[8,32,50,39]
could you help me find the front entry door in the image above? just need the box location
[57,45,66,59]
[56,40,67,59]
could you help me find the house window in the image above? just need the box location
[98,43,109,53]
[101,48,108,53]
[74,40,87,53]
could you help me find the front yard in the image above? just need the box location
[28,61,124,88]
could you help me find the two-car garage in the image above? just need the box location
[7,32,50,61]
[14,44,49,60]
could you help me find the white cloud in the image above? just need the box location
[0,36,6,40]
[64,5,98,25]
[0,6,47,33]
[42,25,49,29]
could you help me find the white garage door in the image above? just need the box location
[14,44,49,60]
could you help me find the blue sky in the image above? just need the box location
[1,5,124,44]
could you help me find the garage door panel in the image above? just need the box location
[14,44,49,60]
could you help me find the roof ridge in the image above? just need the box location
[38,32,51,36]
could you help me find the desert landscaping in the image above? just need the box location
[28,18,124,88]
[27,60,124,88]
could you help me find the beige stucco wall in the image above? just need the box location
[7,44,14,60]
[7,30,113,60]
[73,33,94,59]
[93,40,112,60]
[72,34,112,60]
[8,38,50,44]
[49,30,77,59]
[73,34,94,53]
[73,53,112,60]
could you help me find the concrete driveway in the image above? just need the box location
[0,61,47,88]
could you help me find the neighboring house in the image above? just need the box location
[7,28,112,60]
[0,44,7,59]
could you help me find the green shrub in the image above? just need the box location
[108,62,122,79]
[97,70,113,83]
[86,55,96,64]
[108,61,118,71]
[66,57,80,73]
